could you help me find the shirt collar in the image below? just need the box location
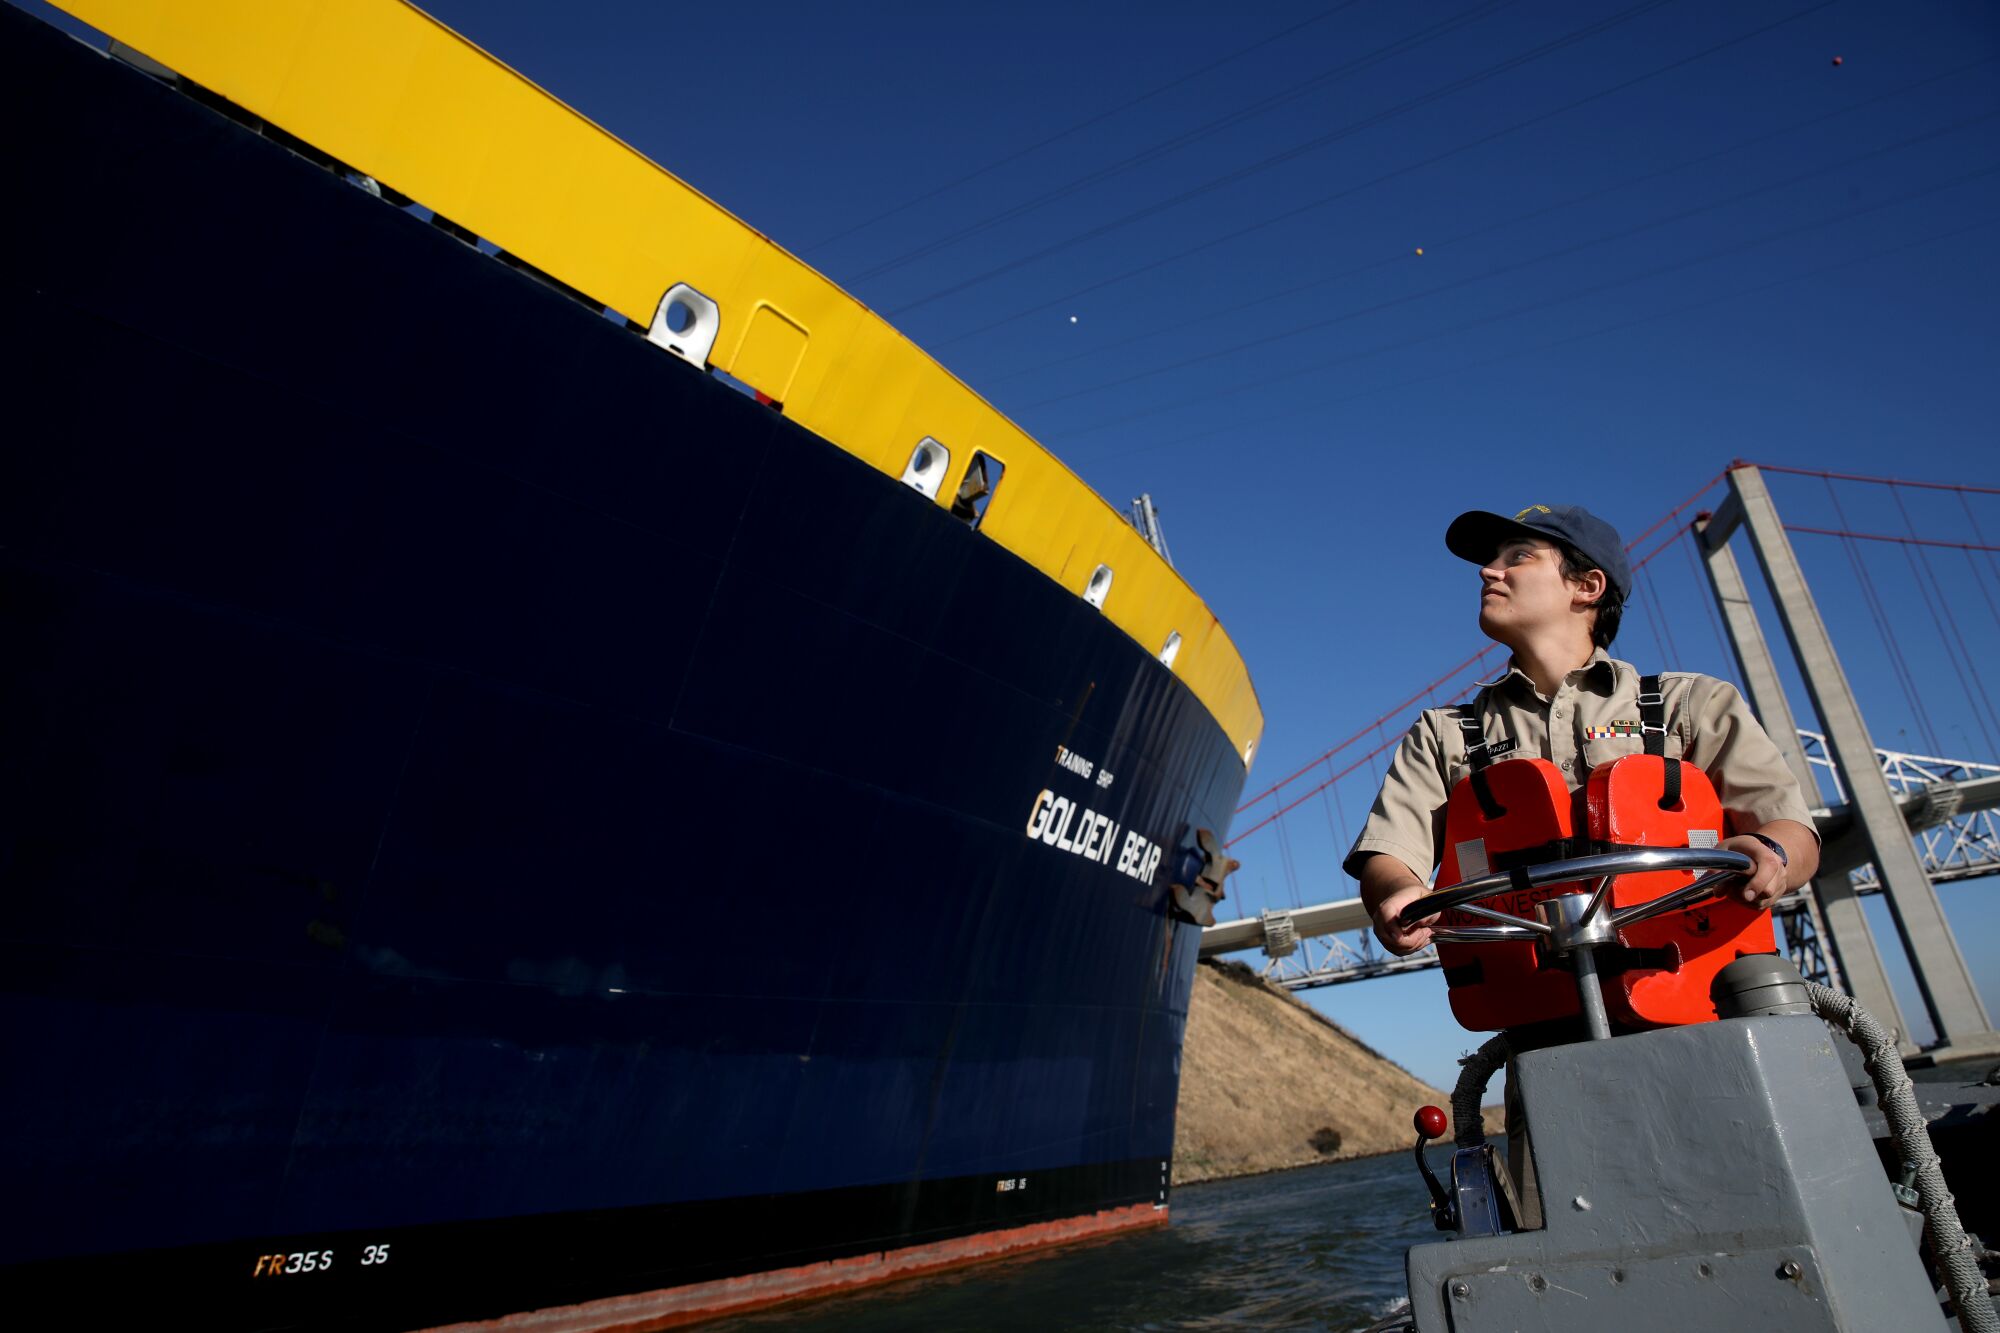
[1485,647,1619,701]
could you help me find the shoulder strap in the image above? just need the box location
[1454,698,1506,819]
[1455,701,1492,771]
[1639,674,1682,808]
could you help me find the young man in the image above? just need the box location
[1342,503,1820,1222]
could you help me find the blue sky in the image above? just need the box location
[39,0,2000,1089]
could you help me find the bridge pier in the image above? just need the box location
[1695,502,1902,1043]
[1711,465,1997,1057]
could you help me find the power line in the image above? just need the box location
[1056,160,2000,440]
[799,1,1372,255]
[1094,213,2000,463]
[1020,108,2000,413]
[969,52,1994,374]
[845,0,1496,280]
[885,0,1695,315]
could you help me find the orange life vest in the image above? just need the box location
[1435,676,1777,1033]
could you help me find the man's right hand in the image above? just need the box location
[1371,883,1440,956]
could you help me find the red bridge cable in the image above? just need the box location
[1623,472,1727,554]
[1745,462,2000,498]
[1238,485,2000,842]
[1228,676,1488,847]
[1236,473,1725,818]
[1234,644,1501,810]
[1232,721,1422,848]
[1781,526,2000,554]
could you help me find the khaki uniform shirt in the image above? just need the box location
[1343,650,1817,882]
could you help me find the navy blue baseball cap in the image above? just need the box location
[1445,503,1632,600]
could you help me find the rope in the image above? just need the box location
[1453,1034,1512,1150]
[1806,982,1998,1332]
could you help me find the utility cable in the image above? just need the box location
[886,0,1692,314]
[1103,214,1998,462]
[800,0,1372,255]
[1057,161,2000,440]
[969,51,1993,373]
[1024,108,2000,412]
[847,0,1499,279]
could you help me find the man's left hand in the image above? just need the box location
[1719,833,1788,910]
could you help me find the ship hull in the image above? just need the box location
[0,9,1245,1328]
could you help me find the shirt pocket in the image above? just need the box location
[1583,734,1644,770]
[1585,732,1687,768]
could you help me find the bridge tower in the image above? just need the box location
[1698,464,1998,1058]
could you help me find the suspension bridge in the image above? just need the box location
[1205,461,2000,1056]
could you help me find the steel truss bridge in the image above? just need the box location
[1201,733,2000,992]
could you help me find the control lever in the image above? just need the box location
[1412,1105,1456,1232]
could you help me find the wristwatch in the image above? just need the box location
[1748,832,1789,867]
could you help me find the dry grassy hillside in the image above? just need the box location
[1173,959,1498,1185]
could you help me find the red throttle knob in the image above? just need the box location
[1414,1105,1448,1140]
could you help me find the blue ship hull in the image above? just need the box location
[0,9,1246,1327]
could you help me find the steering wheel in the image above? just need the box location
[1395,846,1755,943]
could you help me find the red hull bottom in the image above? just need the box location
[429,1203,1170,1331]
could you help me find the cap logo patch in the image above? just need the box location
[1515,504,1552,520]
[1585,721,1642,740]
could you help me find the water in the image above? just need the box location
[714,1152,1439,1333]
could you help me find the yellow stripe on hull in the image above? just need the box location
[56,0,1262,761]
